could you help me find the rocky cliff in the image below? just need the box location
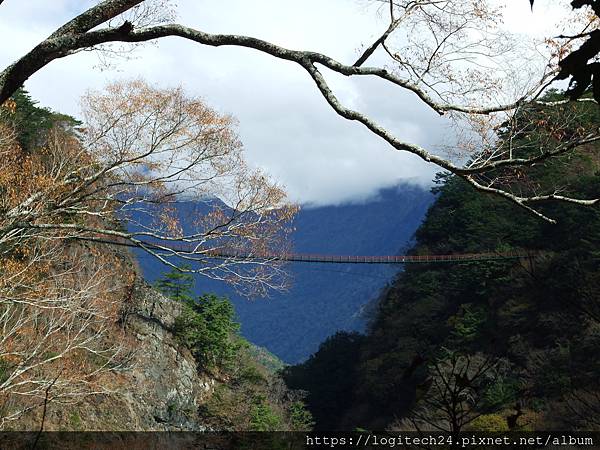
[17,283,216,431]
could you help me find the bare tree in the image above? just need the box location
[391,352,505,436]
[0,80,296,295]
[0,76,298,423]
[0,1,598,222]
[0,241,133,427]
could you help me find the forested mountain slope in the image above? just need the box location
[285,99,600,431]
[135,186,433,363]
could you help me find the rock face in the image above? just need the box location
[113,282,215,430]
[43,282,216,431]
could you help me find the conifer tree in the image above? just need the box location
[155,266,195,304]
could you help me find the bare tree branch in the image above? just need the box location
[354,15,401,67]
[0,80,296,295]
[0,1,597,224]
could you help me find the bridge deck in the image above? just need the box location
[259,252,528,264]
[97,237,534,264]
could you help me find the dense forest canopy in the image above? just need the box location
[284,91,600,432]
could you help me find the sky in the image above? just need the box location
[0,0,571,206]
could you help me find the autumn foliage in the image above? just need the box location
[0,81,296,426]
[1,80,296,294]
[0,104,133,425]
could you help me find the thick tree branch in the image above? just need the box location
[306,63,600,218]
[48,0,144,38]
[0,3,597,224]
[353,18,400,67]
[0,26,136,103]
[464,175,599,224]
[0,22,554,116]
[0,23,557,175]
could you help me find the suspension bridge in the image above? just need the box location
[122,240,535,264]
[229,251,533,264]
[89,237,537,264]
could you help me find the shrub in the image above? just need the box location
[288,401,315,431]
[448,304,488,346]
[249,395,282,431]
[469,414,509,432]
[482,375,520,410]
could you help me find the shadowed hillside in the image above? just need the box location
[283,95,600,431]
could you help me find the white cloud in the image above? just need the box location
[0,0,571,205]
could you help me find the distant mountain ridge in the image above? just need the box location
[134,184,433,363]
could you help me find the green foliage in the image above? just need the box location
[174,293,241,371]
[288,401,315,431]
[155,266,195,304]
[284,93,600,431]
[282,331,365,430]
[3,88,80,150]
[0,359,10,384]
[449,304,488,347]
[246,345,285,373]
[156,267,242,371]
[238,365,267,385]
[482,376,520,410]
[249,394,282,431]
[69,412,83,430]
[530,343,573,397]
[155,267,308,431]
[198,348,309,432]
